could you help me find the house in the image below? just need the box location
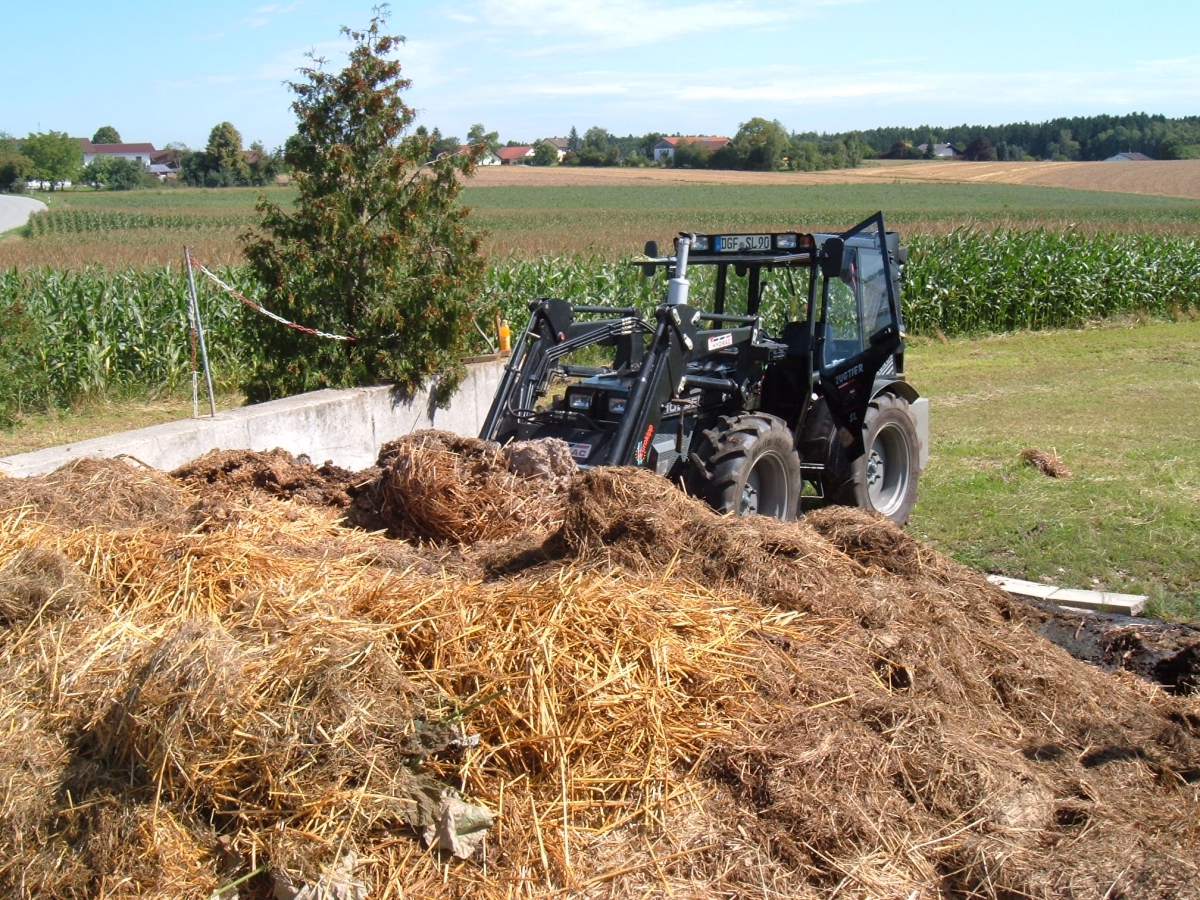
[458,144,501,165]
[917,142,963,159]
[651,136,730,162]
[142,150,182,179]
[1105,151,1154,161]
[496,145,535,165]
[541,137,570,161]
[78,138,158,166]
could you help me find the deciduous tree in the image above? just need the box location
[843,132,864,167]
[0,133,32,191]
[467,123,500,155]
[532,140,559,166]
[82,156,150,190]
[671,140,713,169]
[203,122,250,185]
[22,131,81,190]
[246,140,283,186]
[92,125,121,144]
[964,135,997,161]
[727,118,789,170]
[241,12,486,403]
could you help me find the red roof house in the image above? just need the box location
[496,145,535,165]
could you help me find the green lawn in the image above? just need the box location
[37,182,1200,221]
[907,319,1200,619]
[30,185,279,212]
[0,392,244,459]
[462,181,1200,219]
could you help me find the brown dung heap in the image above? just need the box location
[0,434,1197,900]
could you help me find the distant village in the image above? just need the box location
[71,131,1168,180]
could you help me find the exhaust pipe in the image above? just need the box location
[667,234,692,306]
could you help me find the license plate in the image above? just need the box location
[716,234,771,252]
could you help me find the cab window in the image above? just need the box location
[822,249,863,367]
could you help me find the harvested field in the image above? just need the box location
[1,437,1199,899]
[468,159,1200,200]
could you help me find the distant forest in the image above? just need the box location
[809,112,1200,162]
[490,112,1200,175]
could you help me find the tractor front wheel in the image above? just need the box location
[690,413,802,521]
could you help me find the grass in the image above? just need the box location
[29,185,273,212]
[0,391,244,458]
[907,318,1200,620]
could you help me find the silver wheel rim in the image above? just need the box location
[739,451,790,518]
[866,423,910,517]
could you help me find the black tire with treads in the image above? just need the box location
[687,413,802,520]
[827,393,920,525]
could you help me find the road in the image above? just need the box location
[0,194,47,233]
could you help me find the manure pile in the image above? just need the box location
[1,434,1198,900]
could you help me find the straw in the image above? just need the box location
[0,449,1197,899]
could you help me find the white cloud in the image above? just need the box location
[473,54,1200,112]
[468,0,865,51]
[416,53,1200,139]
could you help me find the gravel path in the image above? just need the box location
[0,195,47,233]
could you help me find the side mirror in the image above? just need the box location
[820,237,844,278]
[640,240,659,278]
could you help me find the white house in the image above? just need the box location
[1105,151,1154,161]
[457,144,501,165]
[541,137,570,161]
[651,136,730,162]
[78,138,158,166]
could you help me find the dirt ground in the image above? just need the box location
[1022,602,1200,695]
[469,159,1200,200]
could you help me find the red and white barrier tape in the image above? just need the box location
[189,256,356,342]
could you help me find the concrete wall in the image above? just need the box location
[0,357,507,478]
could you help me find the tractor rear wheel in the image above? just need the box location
[690,413,802,520]
[829,393,920,525]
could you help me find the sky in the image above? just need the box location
[3,0,1199,150]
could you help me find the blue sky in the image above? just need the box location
[3,0,1198,150]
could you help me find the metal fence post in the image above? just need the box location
[184,247,217,418]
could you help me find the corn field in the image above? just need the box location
[26,209,250,237]
[904,228,1200,334]
[0,266,251,421]
[2,228,1198,423]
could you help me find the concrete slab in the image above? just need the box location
[0,358,507,478]
[987,575,1147,616]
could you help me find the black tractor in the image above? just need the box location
[480,213,929,524]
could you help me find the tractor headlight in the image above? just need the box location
[607,395,627,415]
[691,235,709,251]
[568,392,592,411]
[776,233,798,249]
